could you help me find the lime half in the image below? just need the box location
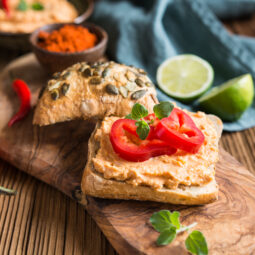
[198,74,254,121]
[157,54,214,102]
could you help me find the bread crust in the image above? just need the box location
[81,115,223,205]
[33,62,158,126]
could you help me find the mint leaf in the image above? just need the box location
[153,101,174,119]
[150,210,173,232]
[170,211,181,229]
[150,210,208,253]
[135,120,149,140]
[31,2,44,10]
[185,230,208,255]
[150,210,180,232]
[131,103,148,120]
[157,227,176,246]
[125,114,132,119]
[17,0,28,11]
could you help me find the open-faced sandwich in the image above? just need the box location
[34,61,223,205]
[81,102,223,205]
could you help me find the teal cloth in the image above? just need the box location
[90,0,255,131]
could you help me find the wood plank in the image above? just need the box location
[1,54,255,254]
[0,163,117,255]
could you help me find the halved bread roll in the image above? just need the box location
[33,61,158,126]
[81,114,223,205]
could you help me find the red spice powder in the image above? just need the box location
[37,25,98,53]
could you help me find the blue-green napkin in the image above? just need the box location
[91,0,255,131]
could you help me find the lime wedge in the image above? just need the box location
[157,54,214,102]
[198,74,254,121]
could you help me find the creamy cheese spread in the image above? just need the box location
[0,0,78,33]
[92,111,219,190]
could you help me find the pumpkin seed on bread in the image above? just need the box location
[33,61,158,126]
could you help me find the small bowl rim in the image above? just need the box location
[29,22,108,56]
[0,0,94,36]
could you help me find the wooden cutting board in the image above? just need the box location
[1,54,255,255]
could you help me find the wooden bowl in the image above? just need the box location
[0,0,94,51]
[30,22,108,73]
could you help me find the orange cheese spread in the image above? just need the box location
[0,0,78,33]
[92,111,219,190]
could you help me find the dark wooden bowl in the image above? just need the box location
[0,0,94,51]
[30,22,108,73]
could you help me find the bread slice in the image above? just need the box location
[33,61,158,126]
[81,114,223,205]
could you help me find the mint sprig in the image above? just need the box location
[31,2,44,10]
[150,210,208,254]
[17,0,44,11]
[150,210,179,232]
[157,227,176,245]
[131,103,148,120]
[126,101,174,140]
[169,211,181,229]
[153,101,174,120]
[17,0,28,11]
[0,185,17,196]
[125,114,132,119]
[135,120,150,140]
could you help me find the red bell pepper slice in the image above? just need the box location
[8,79,31,127]
[1,0,10,16]
[155,108,205,153]
[110,119,177,162]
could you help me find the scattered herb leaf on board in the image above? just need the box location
[157,227,177,245]
[150,210,208,255]
[150,210,175,232]
[185,230,208,255]
[0,186,17,196]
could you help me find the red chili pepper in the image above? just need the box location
[1,0,10,16]
[155,108,205,153]
[110,119,177,162]
[8,79,31,127]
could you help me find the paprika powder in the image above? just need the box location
[37,25,98,53]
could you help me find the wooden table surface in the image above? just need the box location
[1,16,255,255]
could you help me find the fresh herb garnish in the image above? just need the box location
[153,101,174,120]
[157,227,176,245]
[131,103,148,120]
[0,185,17,196]
[126,101,174,140]
[185,230,208,255]
[31,2,44,10]
[125,114,132,119]
[150,210,176,232]
[169,210,181,229]
[150,210,208,254]
[17,0,44,11]
[135,120,150,140]
[17,0,28,11]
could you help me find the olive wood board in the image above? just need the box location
[1,54,255,255]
